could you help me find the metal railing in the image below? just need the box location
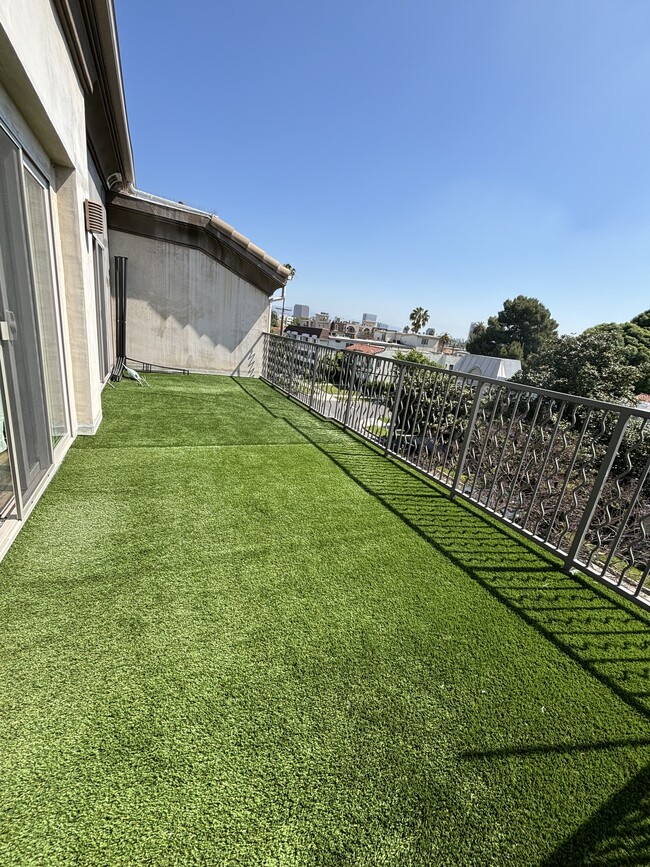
[262,333,650,609]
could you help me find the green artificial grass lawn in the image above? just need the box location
[1,374,649,866]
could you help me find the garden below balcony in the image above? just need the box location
[1,375,648,865]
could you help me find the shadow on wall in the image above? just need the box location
[232,333,263,378]
[124,310,266,377]
[110,235,269,358]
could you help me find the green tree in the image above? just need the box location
[466,295,557,360]
[393,349,441,367]
[588,321,650,394]
[437,332,451,350]
[317,350,344,386]
[631,308,650,330]
[517,329,640,404]
[409,307,430,334]
[270,310,279,328]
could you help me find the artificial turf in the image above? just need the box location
[0,374,648,866]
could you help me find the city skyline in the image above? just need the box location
[276,302,470,338]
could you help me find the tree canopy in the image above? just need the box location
[587,321,650,394]
[409,307,429,334]
[632,308,650,330]
[515,305,650,404]
[516,329,642,404]
[466,295,558,360]
[393,349,441,367]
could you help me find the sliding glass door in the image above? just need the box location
[23,167,69,447]
[0,126,53,505]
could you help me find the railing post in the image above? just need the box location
[385,364,407,455]
[600,451,650,581]
[308,344,320,411]
[343,353,359,429]
[262,333,269,380]
[450,381,487,499]
[564,410,630,571]
[287,342,295,395]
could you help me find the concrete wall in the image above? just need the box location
[109,231,270,377]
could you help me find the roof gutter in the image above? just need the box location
[86,0,136,187]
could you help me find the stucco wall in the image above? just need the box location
[108,231,270,377]
[0,0,106,432]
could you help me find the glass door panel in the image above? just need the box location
[0,126,51,501]
[23,169,68,448]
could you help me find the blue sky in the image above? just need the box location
[115,0,650,337]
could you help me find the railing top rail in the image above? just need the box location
[266,333,650,421]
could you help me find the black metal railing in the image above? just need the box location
[262,333,650,608]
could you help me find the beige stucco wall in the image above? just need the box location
[0,0,105,433]
[108,231,270,377]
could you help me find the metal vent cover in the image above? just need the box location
[84,200,105,235]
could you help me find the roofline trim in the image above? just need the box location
[107,192,291,296]
[86,0,135,186]
[127,187,293,280]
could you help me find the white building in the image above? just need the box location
[452,354,522,380]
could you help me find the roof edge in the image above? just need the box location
[85,0,135,186]
[107,192,292,296]
[126,188,292,282]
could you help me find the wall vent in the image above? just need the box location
[84,200,105,235]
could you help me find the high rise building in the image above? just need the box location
[362,313,377,324]
[293,304,310,319]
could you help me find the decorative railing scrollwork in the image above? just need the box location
[262,334,650,608]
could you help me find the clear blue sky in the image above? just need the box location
[115,0,650,338]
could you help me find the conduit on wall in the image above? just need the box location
[111,255,127,381]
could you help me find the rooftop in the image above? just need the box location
[1,375,648,863]
[344,343,386,355]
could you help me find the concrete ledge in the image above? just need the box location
[77,411,102,435]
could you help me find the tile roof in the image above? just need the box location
[126,189,293,281]
[346,344,385,355]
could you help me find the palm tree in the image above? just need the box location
[438,332,451,350]
[409,307,429,334]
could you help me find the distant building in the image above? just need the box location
[284,325,328,341]
[452,354,521,380]
[344,343,385,356]
[395,333,444,351]
[293,304,310,320]
[311,312,331,328]
[362,313,377,325]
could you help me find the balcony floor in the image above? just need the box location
[1,374,649,865]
